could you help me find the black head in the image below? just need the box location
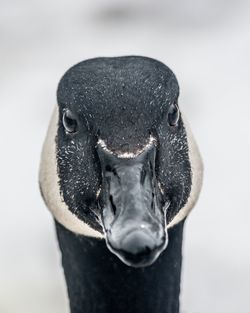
[40,56,203,267]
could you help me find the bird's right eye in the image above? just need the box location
[62,110,78,134]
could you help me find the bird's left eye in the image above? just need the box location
[167,103,179,127]
[62,110,78,133]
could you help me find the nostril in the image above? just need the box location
[105,165,112,172]
[109,195,117,215]
[140,167,146,184]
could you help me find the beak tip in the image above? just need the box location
[105,229,168,268]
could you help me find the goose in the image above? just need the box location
[39,56,203,313]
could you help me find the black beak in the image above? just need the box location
[97,141,168,267]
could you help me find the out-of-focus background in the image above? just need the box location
[1,0,250,312]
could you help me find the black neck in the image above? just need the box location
[55,220,185,313]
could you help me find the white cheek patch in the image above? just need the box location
[39,106,104,238]
[167,114,203,229]
[39,108,203,238]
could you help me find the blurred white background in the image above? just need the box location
[0,0,250,312]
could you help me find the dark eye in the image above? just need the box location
[167,103,179,127]
[62,110,78,133]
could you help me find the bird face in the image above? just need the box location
[40,56,203,267]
